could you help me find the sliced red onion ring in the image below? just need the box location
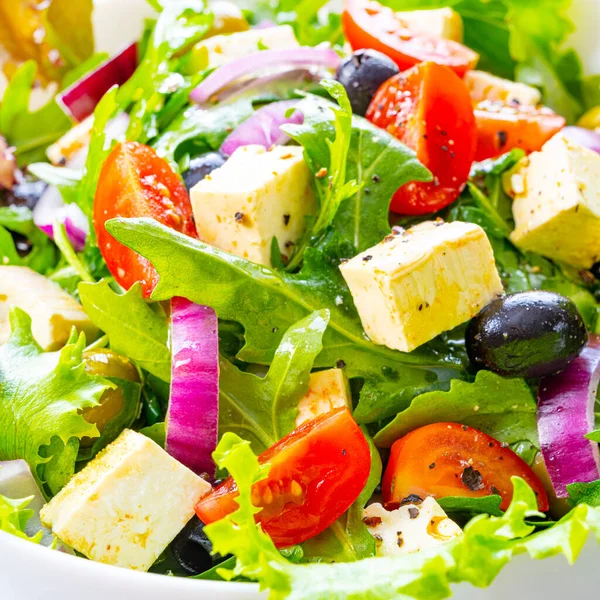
[538,335,600,498]
[33,187,89,252]
[166,298,219,477]
[0,460,71,552]
[189,47,341,104]
[560,126,600,155]
[57,42,138,122]
[221,100,303,156]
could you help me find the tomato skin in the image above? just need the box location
[94,141,196,297]
[196,408,371,547]
[474,102,566,161]
[342,0,479,77]
[367,62,476,215]
[382,422,549,512]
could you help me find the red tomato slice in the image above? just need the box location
[342,0,479,77]
[382,422,549,512]
[196,407,371,547]
[93,141,196,297]
[474,102,566,161]
[367,62,476,215]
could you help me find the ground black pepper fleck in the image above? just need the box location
[408,507,419,519]
[462,466,484,491]
[400,494,423,506]
[283,214,290,225]
[336,359,346,369]
[234,211,244,222]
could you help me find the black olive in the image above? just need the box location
[182,152,227,192]
[170,515,229,576]
[465,291,588,378]
[335,50,400,116]
[0,179,47,210]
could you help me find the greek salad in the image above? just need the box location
[1,0,600,597]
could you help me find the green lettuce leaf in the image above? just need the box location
[284,94,431,257]
[205,434,600,600]
[219,310,329,451]
[0,308,108,495]
[0,494,42,544]
[107,218,464,425]
[374,370,538,448]
[585,430,600,442]
[78,280,171,382]
[567,480,600,507]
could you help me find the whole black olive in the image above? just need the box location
[170,515,229,576]
[335,50,400,116]
[465,291,588,378]
[0,179,47,210]
[182,152,227,192]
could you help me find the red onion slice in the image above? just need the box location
[189,47,341,104]
[221,100,303,156]
[57,43,138,122]
[32,187,89,252]
[538,335,600,498]
[166,298,219,477]
[560,126,600,155]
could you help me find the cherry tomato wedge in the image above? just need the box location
[382,422,549,512]
[94,141,196,297]
[367,62,476,215]
[474,101,566,161]
[342,0,479,77]
[196,407,371,547]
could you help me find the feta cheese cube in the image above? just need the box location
[364,497,462,557]
[0,267,99,350]
[191,145,316,267]
[46,116,94,167]
[508,133,600,268]
[193,25,299,69]
[296,369,352,427]
[339,221,503,353]
[465,70,541,107]
[40,430,211,572]
[395,8,463,42]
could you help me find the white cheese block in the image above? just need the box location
[191,145,316,267]
[464,70,541,107]
[395,8,463,42]
[193,25,299,69]
[364,497,462,557]
[0,266,99,350]
[46,116,94,167]
[296,369,352,427]
[508,133,600,268]
[40,430,211,572]
[339,221,503,353]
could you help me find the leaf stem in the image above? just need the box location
[52,221,95,283]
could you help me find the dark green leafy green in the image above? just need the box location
[78,281,171,382]
[567,480,600,507]
[107,218,464,425]
[586,430,600,442]
[0,308,108,495]
[374,370,538,449]
[438,495,504,518]
[219,311,329,452]
[284,94,431,256]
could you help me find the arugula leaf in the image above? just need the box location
[284,94,431,257]
[0,494,42,544]
[219,310,329,452]
[586,430,600,442]
[374,370,538,449]
[301,429,382,562]
[0,308,108,495]
[27,164,82,207]
[107,218,464,424]
[438,495,504,518]
[78,280,171,382]
[567,480,600,507]
[284,83,360,270]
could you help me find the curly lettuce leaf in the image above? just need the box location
[374,370,538,448]
[0,494,42,544]
[205,434,600,600]
[219,310,329,452]
[107,218,464,425]
[0,307,109,495]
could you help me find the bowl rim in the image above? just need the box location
[0,529,260,594]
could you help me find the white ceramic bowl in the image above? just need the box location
[1,1,600,598]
